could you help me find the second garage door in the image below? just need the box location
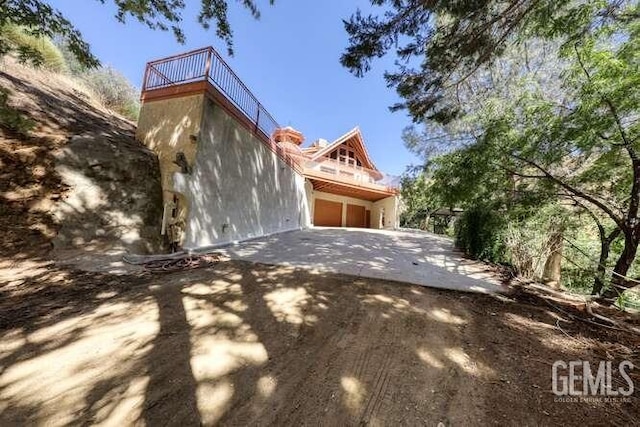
[346,204,366,228]
[314,199,343,227]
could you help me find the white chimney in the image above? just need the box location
[315,138,329,147]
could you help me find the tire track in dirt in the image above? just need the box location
[352,346,372,380]
[230,286,364,426]
[350,313,378,381]
[353,312,405,425]
[358,352,393,425]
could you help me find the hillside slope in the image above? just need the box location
[0,58,163,261]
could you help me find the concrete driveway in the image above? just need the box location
[219,228,505,293]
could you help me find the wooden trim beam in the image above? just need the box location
[309,178,395,201]
[140,80,208,102]
[305,170,397,195]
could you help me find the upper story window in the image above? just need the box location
[329,146,363,167]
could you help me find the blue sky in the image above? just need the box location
[48,0,421,175]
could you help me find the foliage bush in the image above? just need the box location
[454,205,506,262]
[80,66,140,121]
[502,221,551,279]
[53,36,89,76]
[1,25,68,72]
[562,266,596,294]
[55,40,141,121]
[0,88,35,134]
[616,288,640,311]
[454,201,639,296]
[0,28,140,122]
[454,203,581,283]
[0,25,140,123]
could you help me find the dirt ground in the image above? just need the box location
[1,256,639,426]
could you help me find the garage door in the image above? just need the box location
[346,204,366,228]
[314,199,343,227]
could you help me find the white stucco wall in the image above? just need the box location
[136,94,204,205]
[372,196,400,229]
[174,98,310,248]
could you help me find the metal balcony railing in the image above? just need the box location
[304,159,398,193]
[142,47,279,140]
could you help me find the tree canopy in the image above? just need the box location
[341,0,639,123]
[0,0,274,68]
[373,1,640,297]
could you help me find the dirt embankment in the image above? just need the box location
[0,59,163,260]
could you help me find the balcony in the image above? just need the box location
[140,47,400,200]
[303,158,398,201]
[141,47,306,172]
[141,47,279,142]
[306,158,379,183]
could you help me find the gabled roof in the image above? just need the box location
[301,145,322,155]
[309,127,379,171]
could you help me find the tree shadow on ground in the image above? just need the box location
[1,260,638,426]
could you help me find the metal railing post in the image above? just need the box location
[141,63,150,92]
[255,106,261,134]
[204,47,213,79]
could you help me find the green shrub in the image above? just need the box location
[455,204,506,262]
[615,287,640,312]
[53,38,141,121]
[453,200,637,295]
[52,36,89,75]
[503,222,543,278]
[1,25,68,72]
[502,210,567,279]
[117,99,140,121]
[562,266,596,294]
[0,88,34,134]
[81,66,140,121]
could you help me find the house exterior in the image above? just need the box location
[136,47,400,250]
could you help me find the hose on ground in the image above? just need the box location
[140,253,223,273]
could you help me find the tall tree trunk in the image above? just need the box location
[592,228,621,295]
[570,199,621,295]
[604,229,639,299]
[543,227,564,289]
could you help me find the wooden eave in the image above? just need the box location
[305,170,397,202]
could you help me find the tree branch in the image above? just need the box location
[571,196,621,244]
[509,153,625,229]
[573,43,637,160]
[497,163,546,179]
[573,43,640,226]
[445,1,535,91]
